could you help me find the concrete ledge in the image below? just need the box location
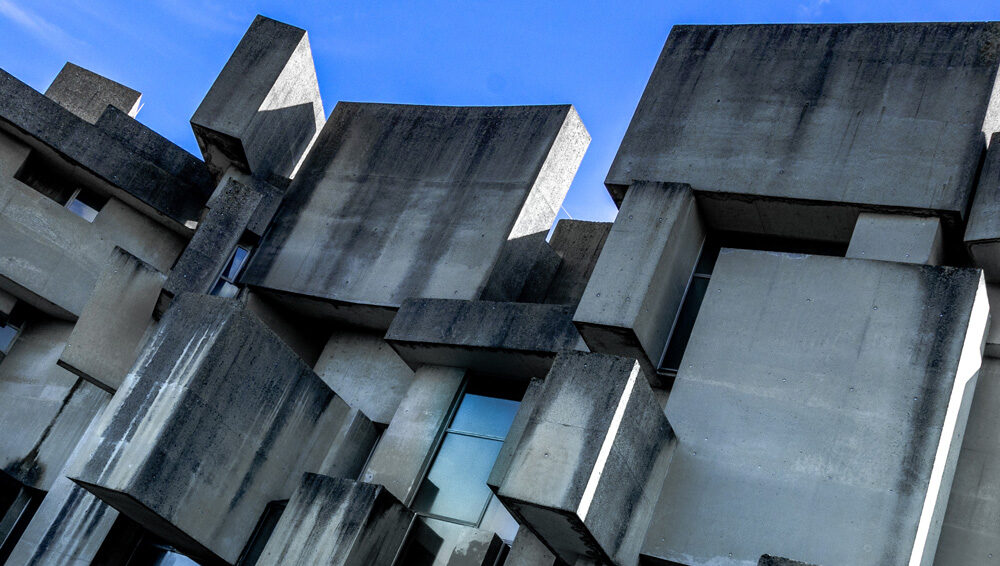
[45,62,141,124]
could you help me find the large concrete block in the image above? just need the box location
[573,182,704,380]
[58,247,164,392]
[386,299,584,378]
[191,15,325,180]
[846,212,944,265]
[68,294,353,564]
[608,23,1000,240]
[44,62,141,125]
[644,250,988,566]
[256,474,411,566]
[242,103,589,330]
[496,351,676,565]
[539,219,612,306]
[487,378,544,492]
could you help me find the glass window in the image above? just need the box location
[65,188,106,222]
[0,322,21,354]
[658,239,719,375]
[210,245,252,298]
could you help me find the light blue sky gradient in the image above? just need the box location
[2,1,998,223]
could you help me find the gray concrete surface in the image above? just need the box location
[488,378,544,492]
[644,250,988,566]
[966,134,1000,282]
[257,473,411,566]
[574,182,705,380]
[242,103,588,329]
[44,62,141,125]
[846,213,944,265]
[497,351,676,566]
[506,527,557,566]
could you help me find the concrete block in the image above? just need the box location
[256,474,411,566]
[386,299,584,378]
[403,516,510,566]
[496,351,676,565]
[317,407,380,481]
[487,378,544,492]
[44,62,141,124]
[967,134,1000,282]
[242,103,588,330]
[644,250,988,566]
[540,220,612,306]
[759,557,819,566]
[362,365,465,505]
[506,527,557,566]
[573,182,705,381]
[58,247,164,392]
[846,213,944,265]
[314,326,415,425]
[191,15,325,180]
[607,24,1000,240]
[68,294,353,564]
[516,241,563,304]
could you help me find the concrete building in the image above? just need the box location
[1,14,999,566]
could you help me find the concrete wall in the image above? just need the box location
[68,294,353,564]
[644,250,988,566]
[242,103,588,329]
[846,213,944,265]
[607,23,1000,233]
[966,133,1000,282]
[574,182,704,379]
[44,62,141,124]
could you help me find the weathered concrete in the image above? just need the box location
[58,247,164,392]
[488,378,544,492]
[362,365,465,505]
[191,15,325,181]
[242,103,588,329]
[758,556,819,566]
[497,351,676,565]
[386,299,584,378]
[538,219,612,306]
[847,213,944,265]
[404,516,513,566]
[68,294,353,564]
[607,23,1000,243]
[644,250,988,566]
[966,133,1000,283]
[314,326,414,425]
[256,474,411,566]
[318,407,380,481]
[0,316,110,491]
[506,527,557,566]
[44,62,141,125]
[245,290,329,366]
[574,182,705,380]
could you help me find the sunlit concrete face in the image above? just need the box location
[644,250,988,566]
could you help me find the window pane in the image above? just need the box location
[449,394,519,439]
[154,550,200,566]
[66,198,99,222]
[661,276,710,371]
[413,433,502,524]
[0,325,18,353]
[226,247,251,280]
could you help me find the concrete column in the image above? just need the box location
[846,212,944,265]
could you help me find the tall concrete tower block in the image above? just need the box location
[191,15,325,181]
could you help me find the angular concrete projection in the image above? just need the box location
[966,133,1000,283]
[644,250,989,566]
[538,219,612,306]
[496,351,676,566]
[488,378,544,492]
[44,62,141,124]
[191,15,325,180]
[608,23,1000,241]
[574,182,704,380]
[386,299,584,377]
[68,294,352,565]
[257,474,412,566]
[242,103,589,330]
[847,213,944,265]
[59,247,164,392]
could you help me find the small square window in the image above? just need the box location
[0,323,21,354]
[65,188,107,222]
[210,245,253,298]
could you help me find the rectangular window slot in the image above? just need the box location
[14,151,107,221]
[210,244,252,298]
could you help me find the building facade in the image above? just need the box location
[0,15,999,566]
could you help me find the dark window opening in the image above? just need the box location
[90,514,202,566]
[0,474,44,564]
[210,245,252,298]
[236,500,287,566]
[65,187,107,222]
[0,306,27,361]
[14,151,108,222]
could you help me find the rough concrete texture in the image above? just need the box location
[574,182,704,380]
[242,103,589,330]
[607,24,1000,238]
[488,378,544,492]
[405,516,509,566]
[161,177,262,303]
[386,299,585,378]
[966,133,1000,283]
[317,407,380,481]
[758,556,819,566]
[934,357,1000,564]
[0,69,211,227]
[256,474,411,566]
[44,62,141,124]
[506,526,557,566]
[244,290,329,366]
[645,250,988,566]
[539,220,613,306]
[0,317,110,491]
[846,212,944,265]
[68,294,353,564]
[190,15,325,180]
[497,351,676,566]
[362,365,465,505]
[59,247,164,392]
[314,326,415,425]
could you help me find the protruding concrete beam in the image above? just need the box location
[191,15,325,181]
[846,212,944,265]
[257,474,412,566]
[45,63,141,124]
[496,351,676,566]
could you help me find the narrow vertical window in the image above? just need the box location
[210,245,252,298]
[658,239,719,376]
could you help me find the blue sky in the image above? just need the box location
[2,1,998,223]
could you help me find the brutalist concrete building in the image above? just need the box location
[2,14,1000,566]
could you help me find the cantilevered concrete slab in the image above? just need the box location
[497,351,675,566]
[45,62,141,124]
[68,294,354,565]
[608,23,1000,242]
[242,103,589,329]
[191,15,324,181]
[643,250,988,566]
